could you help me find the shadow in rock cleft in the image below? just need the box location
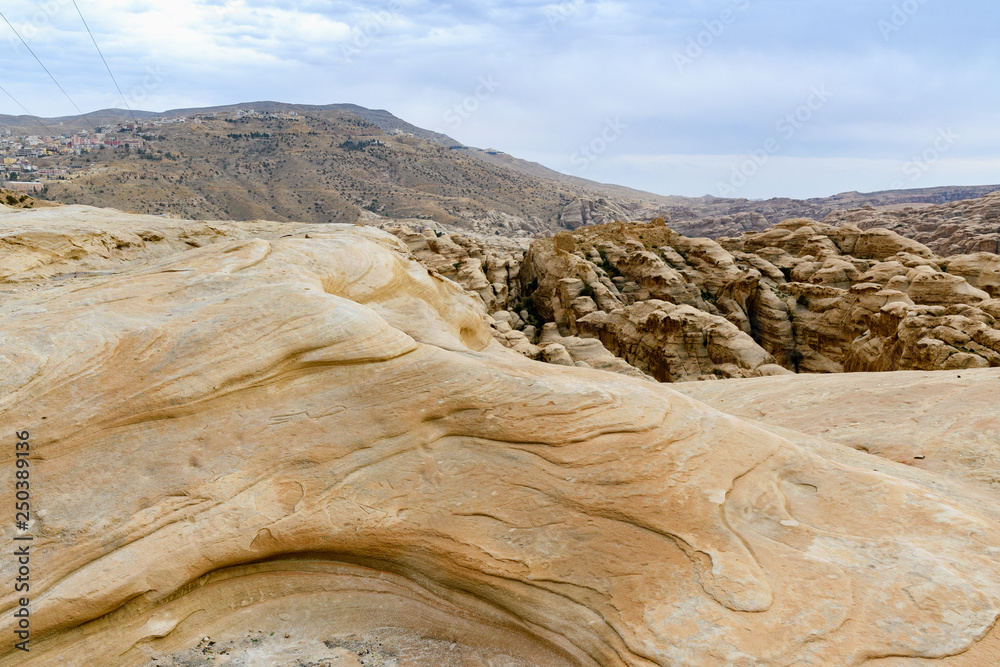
[21,557,593,667]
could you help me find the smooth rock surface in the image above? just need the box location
[2,207,1000,666]
[674,368,1000,505]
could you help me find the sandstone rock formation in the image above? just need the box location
[823,191,1000,257]
[422,216,1000,380]
[4,206,1000,665]
[619,187,1000,241]
[558,197,635,230]
[665,211,771,239]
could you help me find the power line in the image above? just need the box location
[71,0,138,126]
[0,83,54,135]
[0,8,98,133]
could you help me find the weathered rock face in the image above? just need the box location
[823,191,1000,257]
[392,216,1000,381]
[386,222,528,314]
[4,207,1000,666]
[387,222,651,377]
[943,252,1000,297]
[511,222,789,381]
[528,220,1000,377]
[578,300,783,382]
[667,211,771,239]
[558,197,635,230]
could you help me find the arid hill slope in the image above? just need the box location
[37,110,580,235]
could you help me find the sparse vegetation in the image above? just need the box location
[31,109,605,227]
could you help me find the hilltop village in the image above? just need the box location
[0,108,298,192]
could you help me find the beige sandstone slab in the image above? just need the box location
[1,210,999,665]
[675,368,1000,506]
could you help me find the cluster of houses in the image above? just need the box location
[0,124,147,190]
[0,108,302,193]
[230,108,299,121]
[1,125,145,160]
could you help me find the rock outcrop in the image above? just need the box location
[558,197,635,230]
[823,191,1000,257]
[487,219,997,379]
[388,216,1000,381]
[4,206,1000,665]
[639,187,1000,242]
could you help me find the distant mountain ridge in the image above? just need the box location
[655,185,1000,238]
[9,101,998,236]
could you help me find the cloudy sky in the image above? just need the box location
[1,0,998,199]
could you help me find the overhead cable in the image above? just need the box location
[0,8,99,132]
[71,0,139,125]
[0,83,54,135]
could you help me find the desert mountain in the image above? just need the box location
[2,203,1000,665]
[12,102,996,237]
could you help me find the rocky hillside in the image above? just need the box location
[823,191,1000,256]
[394,216,1000,382]
[652,186,1000,239]
[38,109,576,236]
[3,203,1000,666]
